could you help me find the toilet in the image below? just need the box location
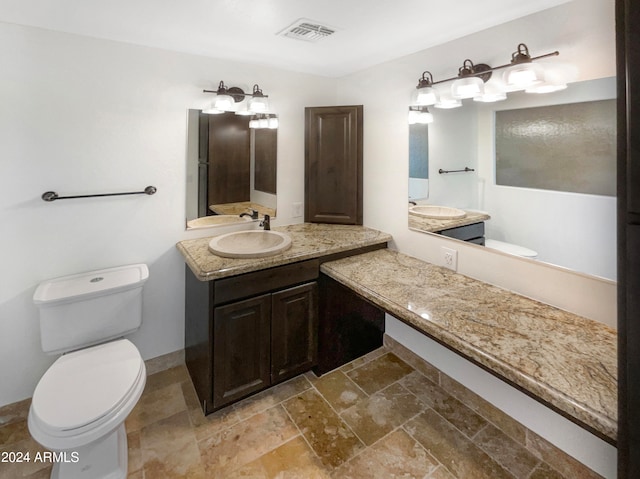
[485,239,538,259]
[28,264,149,479]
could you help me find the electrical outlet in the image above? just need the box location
[292,202,303,218]
[442,246,458,272]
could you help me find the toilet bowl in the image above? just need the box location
[28,264,149,479]
[485,239,538,259]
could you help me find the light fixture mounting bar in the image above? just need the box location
[202,89,269,98]
[430,50,559,86]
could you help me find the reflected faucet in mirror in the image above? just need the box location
[240,209,259,220]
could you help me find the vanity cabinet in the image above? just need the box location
[438,221,485,245]
[182,235,389,415]
[185,261,319,414]
[212,283,318,408]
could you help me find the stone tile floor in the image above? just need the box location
[0,347,596,478]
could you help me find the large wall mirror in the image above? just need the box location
[408,76,616,281]
[186,109,277,229]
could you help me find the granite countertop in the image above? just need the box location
[320,249,617,443]
[409,209,491,233]
[177,223,392,281]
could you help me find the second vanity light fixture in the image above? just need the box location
[410,43,565,121]
[249,114,279,129]
[203,81,271,115]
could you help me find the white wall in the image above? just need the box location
[338,0,617,327]
[424,106,478,208]
[0,21,337,406]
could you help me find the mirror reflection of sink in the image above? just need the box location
[410,205,467,219]
[187,215,252,229]
[208,230,292,258]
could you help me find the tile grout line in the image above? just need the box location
[279,397,326,468]
[308,381,368,452]
[340,369,373,399]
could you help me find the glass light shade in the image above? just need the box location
[213,94,234,111]
[258,118,269,128]
[248,96,269,113]
[268,117,279,129]
[433,96,462,109]
[408,109,419,124]
[417,111,434,124]
[525,79,568,94]
[474,91,507,103]
[414,86,439,106]
[503,62,544,91]
[451,76,484,99]
[202,105,224,114]
[249,119,259,128]
[235,102,253,115]
[473,82,507,103]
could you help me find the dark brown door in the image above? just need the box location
[208,112,251,206]
[305,105,363,224]
[212,294,271,409]
[271,283,318,384]
[254,128,277,194]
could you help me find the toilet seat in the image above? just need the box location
[29,339,145,447]
[485,239,538,259]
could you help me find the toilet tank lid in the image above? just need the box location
[33,264,149,305]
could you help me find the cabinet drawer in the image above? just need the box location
[213,259,319,305]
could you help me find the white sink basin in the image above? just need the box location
[208,230,292,258]
[410,205,467,220]
[187,215,252,229]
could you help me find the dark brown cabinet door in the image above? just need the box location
[207,112,251,205]
[271,283,318,384]
[305,105,363,224]
[213,294,271,409]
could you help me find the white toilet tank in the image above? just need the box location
[33,264,149,354]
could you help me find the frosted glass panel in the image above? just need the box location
[495,100,615,196]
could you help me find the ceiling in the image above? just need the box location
[0,0,572,77]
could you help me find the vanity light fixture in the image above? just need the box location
[212,81,235,111]
[502,43,545,90]
[267,116,279,129]
[247,84,269,113]
[451,60,491,99]
[525,81,568,94]
[433,96,462,109]
[473,81,508,103]
[410,43,562,117]
[249,114,279,129]
[413,71,439,106]
[203,81,271,114]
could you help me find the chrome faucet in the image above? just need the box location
[240,209,259,219]
[260,214,271,230]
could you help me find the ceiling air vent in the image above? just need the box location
[278,19,336,43]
